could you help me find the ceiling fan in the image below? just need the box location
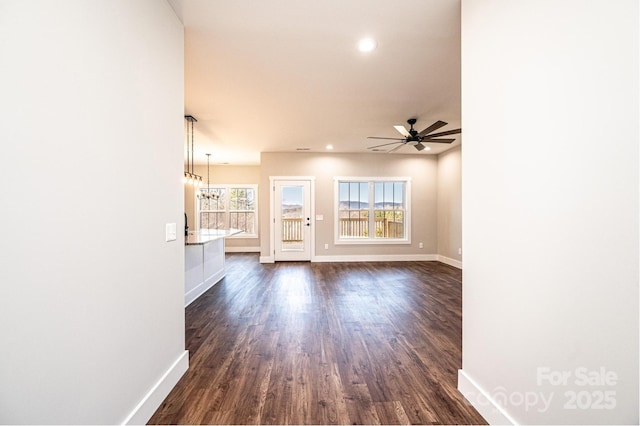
[368,118,461,152]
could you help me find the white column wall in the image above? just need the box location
[0,1,186,423]
[460,1,638,424]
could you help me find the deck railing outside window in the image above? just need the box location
[281,217,403,242]
[281,218,304,242]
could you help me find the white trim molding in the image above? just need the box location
[122,350,189,425]
[196,183,259,237]
[269,176,316,262]
[437,255,463,269]
[458,369,517,425]
[333,177,412,246]
[312,254,437,263]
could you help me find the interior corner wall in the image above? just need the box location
[437,146,462,264]
[0,1,186,423]
[259,152,438,260]
[461,1,638,424]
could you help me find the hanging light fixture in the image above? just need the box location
[184,115,203,186]
[198,153,220,200]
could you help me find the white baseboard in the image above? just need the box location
[184,269,225,307]
[122,350,189,425]
[312,254,438,262]
[458,369,517,425]
[437,255,463,269]
[225,246,260,253]
[259,253,461,265]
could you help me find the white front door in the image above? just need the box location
[274,180,312,261]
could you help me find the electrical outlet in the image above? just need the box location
[324,243,329,250]
[458,248,462,255]
[418,242,424,249]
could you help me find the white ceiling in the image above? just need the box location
[170,0,462,165]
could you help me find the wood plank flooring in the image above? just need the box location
[148,254,486,425]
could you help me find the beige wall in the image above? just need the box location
[437,146,462,263]
[184,164,260,250]
[184,155,463,259]
[259,152,439,259]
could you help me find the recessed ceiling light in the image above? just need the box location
[358,38,377,53]
[326,145,334,150]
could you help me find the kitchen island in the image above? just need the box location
[185,229,242,306]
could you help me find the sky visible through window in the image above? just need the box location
[339,181,404,207]
[339,182,368,208]
[282,186,302,206]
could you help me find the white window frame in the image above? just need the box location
[334,177,411,245]
[196,184,259,238]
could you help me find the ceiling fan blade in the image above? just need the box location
[426,128,462,138]
[415,142,426,151]
[418,120,448,137]
[422,138,456,144]
[388,143,405,153]
[367,136,405,140]
[368,141,402,149]
[393,125,410,137]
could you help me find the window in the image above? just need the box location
[335,177,411,244]
[198,185,258,238]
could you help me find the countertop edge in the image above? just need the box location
[185,229,243,245]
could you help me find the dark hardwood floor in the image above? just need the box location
[149,254,486,425]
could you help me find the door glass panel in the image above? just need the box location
[281,185,304,251]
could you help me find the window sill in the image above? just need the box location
[335,238,411,245]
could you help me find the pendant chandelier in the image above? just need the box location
[184,115,203,186]
[198,153,219,200]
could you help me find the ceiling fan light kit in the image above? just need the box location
[367,118,461,152]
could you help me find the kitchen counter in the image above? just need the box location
[185,228,242,245]
[184,229,243,306]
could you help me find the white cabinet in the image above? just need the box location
[184,229,241,307]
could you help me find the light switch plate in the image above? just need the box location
[316,214,324,221]
[166,223,177,242]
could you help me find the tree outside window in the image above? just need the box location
[198,185,258,237]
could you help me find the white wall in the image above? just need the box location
[437,146,462,265]
[460,1,638,424]
[0,1,186,423]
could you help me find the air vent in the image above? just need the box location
[296,148,311,151]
